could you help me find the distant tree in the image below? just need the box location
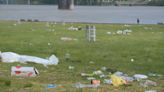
[148,0,164,6]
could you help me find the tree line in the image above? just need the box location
[33,0,164,6]
[148,0,164,6]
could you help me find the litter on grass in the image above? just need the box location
[91,80,101,85]
[46,84,57,91]
[107,29,132,35]
[140,80,157,88]
[93,70,103,75]
[61,37,78,41]
[89,61,95,64]
[68,26,79,31]
[81,73,94,77]
[116,29,132,35]
[46,84,57,89]
[79,67,158,88]
[148,73,162,77]
[145,90,157,92]
[87,77,96,80]
[124,24,131,27]
[0,52,59,67]
[131,58,134,62]
[134,74,148,81]
[103,79,112,84]
[75,82,99,88]
[68,66,75,70]
[11,66,39,77]
[111,75,127,87]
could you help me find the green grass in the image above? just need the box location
[0,21,163,92]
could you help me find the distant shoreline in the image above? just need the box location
[0,5,163,25]
[0,20,163,25]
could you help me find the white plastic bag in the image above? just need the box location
[1,52,20,63]
[0,52,59,66]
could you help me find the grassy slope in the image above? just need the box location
[0,21,163,92]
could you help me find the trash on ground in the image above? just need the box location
[113,71,134,83]
[107,29,132,35]
[87,77,96,80]
[81,73,94,77]
[93,70,103,75]
[111,75,126,87]
[91,80,101,85]
[99,74,107,78]
[134,74,148,81]
[116,29,132,35]
[61,37,78,41]
[68,26,78,31]
[103,79,112,84]
[47,84,57,89]
[101,67,107,71]
[75,82,99,88]
[140,80,157,88]
[0,52,59,67]
[89,61,95,64]
[78,66,158,88]
[124,24,131,27]
[107,32,112,35]
[145,90,157,92]
[47,43,51,46]
[13,23,17,26]
[114,71,124,76]
[45,22,56,32]
[148,73,162,77]
[11,66,39,77]
[121,76,134,83]
[45,84,57,92]
[131,58,134,62]
[68,66,75,70]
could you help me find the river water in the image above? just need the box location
[0,5,164,24]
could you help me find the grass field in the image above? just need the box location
[0,21,163,92]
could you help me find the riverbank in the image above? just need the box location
[0,5,164,24]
